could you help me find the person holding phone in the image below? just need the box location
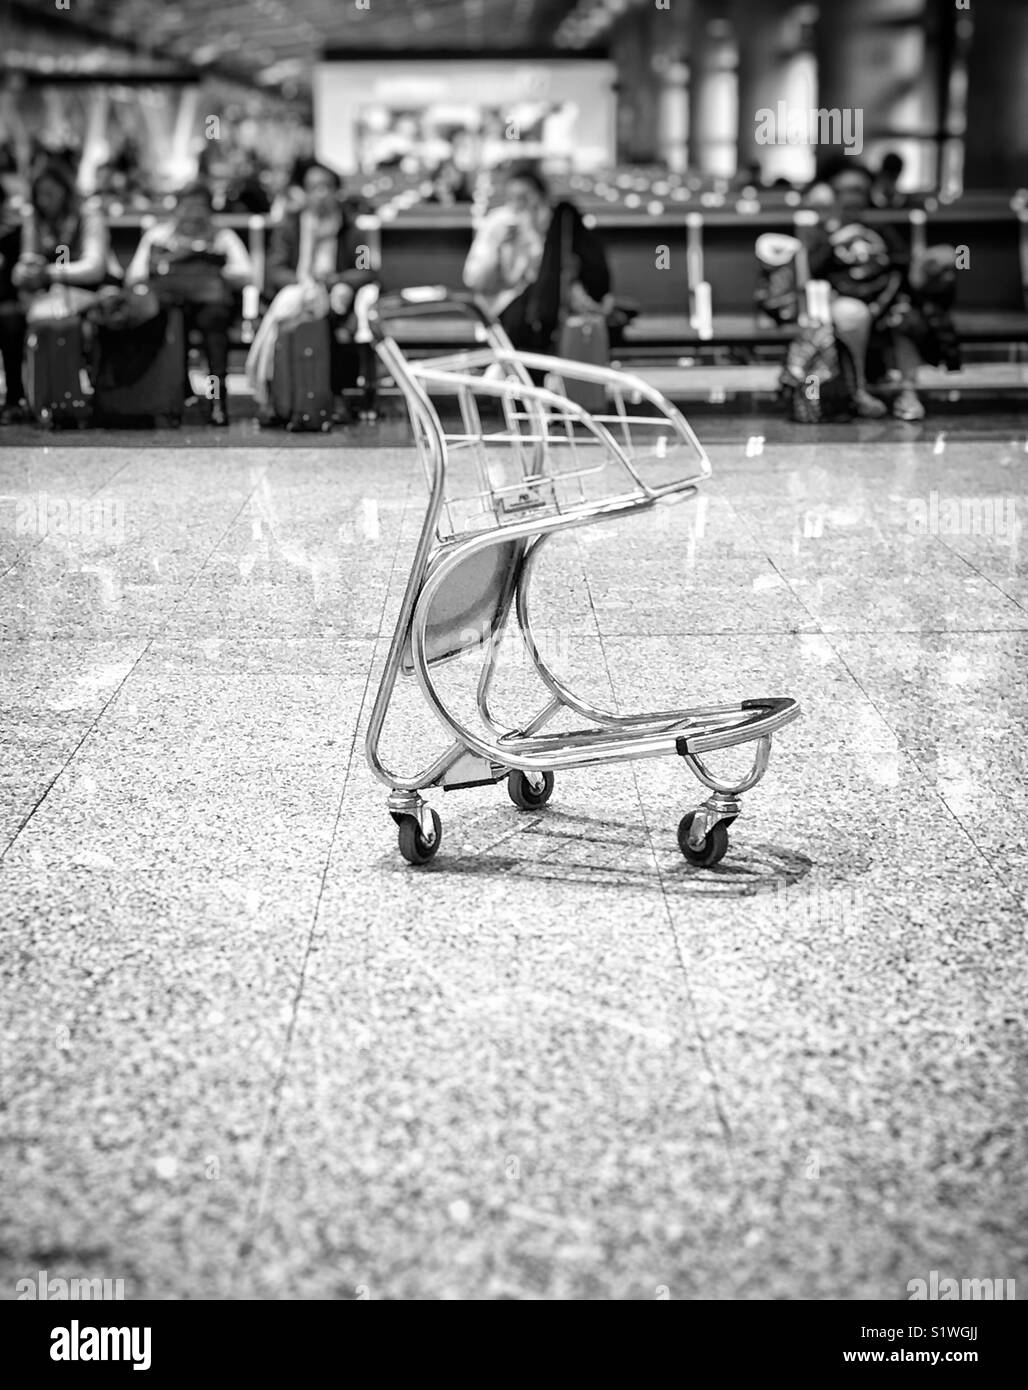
[463,162,611,354]
[124,179,253,425]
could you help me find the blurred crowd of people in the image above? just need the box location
[0,133,306,220]
[0,136,956,429]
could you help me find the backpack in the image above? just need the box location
[779,321,853,423]
[754,233,804,325]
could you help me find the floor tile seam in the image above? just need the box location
[933,535,1028,619]
[0,474,271,617]
[0,453,143,583]
[0,478,270,859]
[0,638,152,863]
[6,628,1026,643]
[569,521,740,1153]
[232,480,412,1284]
[141,475,277,643]
[625,757,739,1161]
[714,487,1028,634]
[813,629,1026,910]
[715,490,842,648]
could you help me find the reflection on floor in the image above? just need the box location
[1,424,1026,1299]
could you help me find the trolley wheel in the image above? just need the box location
[507,769,554,810]
[397,809,442,865]
[677,811,729,867]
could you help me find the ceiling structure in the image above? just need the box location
[3,0,638,93]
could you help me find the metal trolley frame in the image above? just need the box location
[365,288,800,866]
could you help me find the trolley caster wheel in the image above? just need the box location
[397,809,442,865]
[507,769,554,810]
[677,811,729,867]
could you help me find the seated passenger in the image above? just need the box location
[9,161,109,419]
[0,182,25,423]
[13,159,108,310]
[124,179,254,425]
[247,163,377,415]
[462,162,611,354]
[871,152,908,211]
[806,163,924,420]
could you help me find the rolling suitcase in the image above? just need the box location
[93,308,186,427]
[556,311,609,414]
[24,319,92,429]
[269,317,333,431]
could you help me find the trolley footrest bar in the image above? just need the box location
[675,697,798,755]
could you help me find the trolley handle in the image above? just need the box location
[369,286,494,342]
[407,365,703,501]
[506,349,711,482]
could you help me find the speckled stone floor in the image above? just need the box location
[1,422,1026,1300]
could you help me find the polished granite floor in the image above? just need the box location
[1,421,1026,1300]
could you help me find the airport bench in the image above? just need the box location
[100,199,1028,372]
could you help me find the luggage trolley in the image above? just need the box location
[366,288,800,866]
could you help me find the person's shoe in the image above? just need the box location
[893,388,925,421]
[852,388,887,418]
[210,401,228,427]
[0,402,29,425]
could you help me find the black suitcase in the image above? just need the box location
[24,319,92,429]
[268,317,333,431]
[93,308,186,427]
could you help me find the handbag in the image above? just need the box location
[605,297,639,347]
[25,283,99,326]
[779,322,853,423]
[150,245,231,307]
[88,283,161,332]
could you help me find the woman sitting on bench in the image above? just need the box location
[807,164,938,422]
[124,180,253,425]
[249,163,377,419]
[462,162,612,356]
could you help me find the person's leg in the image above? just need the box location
[498,292,551,386]
[891,330,925,420]
[327,314,356,419]
[193,303,231,424]
[0,301,27,421]
[178,302,197,401]
[830,296,885,417]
